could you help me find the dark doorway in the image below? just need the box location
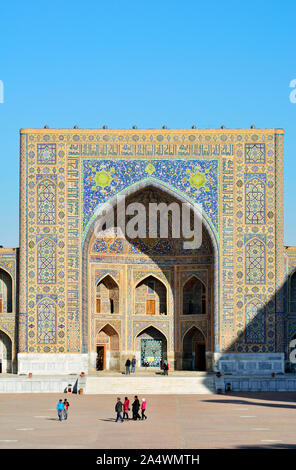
[183,326,207,371]
[195,343,206,371]
[96,345,105,370]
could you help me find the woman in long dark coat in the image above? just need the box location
[132,395,141,420]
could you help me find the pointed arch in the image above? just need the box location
[133,323,168,345]
[135,325,168,368]
[97,322,120,338]
[96,323,120,370]
[96,275,119,314]
[0,267,13,313]
[82,179,220,354]
[0,329,12,373]
[182,325,206,344]
[135,275,167,316]
[182,276,207,315]
[182,326,206,371]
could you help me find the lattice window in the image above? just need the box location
[245,143,265,164]
[37,143,56,164]
[245,177,265,224]
[37,299,56,344]
[245,238,265,284]
[37,239,56,284]
[37,179,56,225]
[290,272,296,313]
[245,299,266,344]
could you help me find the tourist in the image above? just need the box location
[123,396,130,420]
[115,397,124,422]
[163,360,169,375]
[125,358,131,375]
[63,398,70,420]
[131,356,136,373]
[132,395,141,420]
[56,399,64,422]
[141,398,147,420]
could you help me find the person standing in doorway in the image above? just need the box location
[132,395,141,420]
[125,358,131,375]
[56,399,64,422]
[63,399,70,420]
[123,396,130,420]
[141,398,147,420]
[162,360,167,375]
[115,397,124,422]
[131,356,136,373]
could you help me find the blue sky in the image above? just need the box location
[0,0,296,247]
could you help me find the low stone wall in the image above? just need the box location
[222,375,296,392]
[214,353,285,375]
[18,353,88,375]
[0,375,78,393]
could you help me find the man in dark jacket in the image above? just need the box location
[115,397,124,422]
[132,395,141,420]
[125,358,131,375]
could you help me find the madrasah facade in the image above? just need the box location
[0,127,295,376]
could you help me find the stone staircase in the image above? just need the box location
[84,373,216,394]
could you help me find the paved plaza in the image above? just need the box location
[0,392,295,449]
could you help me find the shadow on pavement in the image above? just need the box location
[202,392,296,408]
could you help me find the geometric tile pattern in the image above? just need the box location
[37,143,56,164]
[37,179,56,225]
[37,298,56,344]
[15,128,285,359]
[245,143,265,164]
[245,238,266,284]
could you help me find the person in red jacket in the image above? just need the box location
[141,398,147,420]
[123,396,130,420]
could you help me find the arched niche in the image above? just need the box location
[0,330,12,373]
[96,324,120,370]
[135,275,167,316]
[183,276,206,315]
[135,325,167,368]
[0,268,13,313]
[96,275,119,314]
[182,326,206,371]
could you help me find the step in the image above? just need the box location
[85,376,215,394]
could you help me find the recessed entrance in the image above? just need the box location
[136,326,167,368]
[96,345,105,371]
[183,327,206,371]
[141,338,162,367]
[84,183,216,372]
[195,343,206,371]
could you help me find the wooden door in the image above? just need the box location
[146,299,156,315]
[96,298,101,313]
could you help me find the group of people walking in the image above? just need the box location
[125,356,136,374]
[115,396,147,422]
[125,357,169,375]
[56,399,70,421]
